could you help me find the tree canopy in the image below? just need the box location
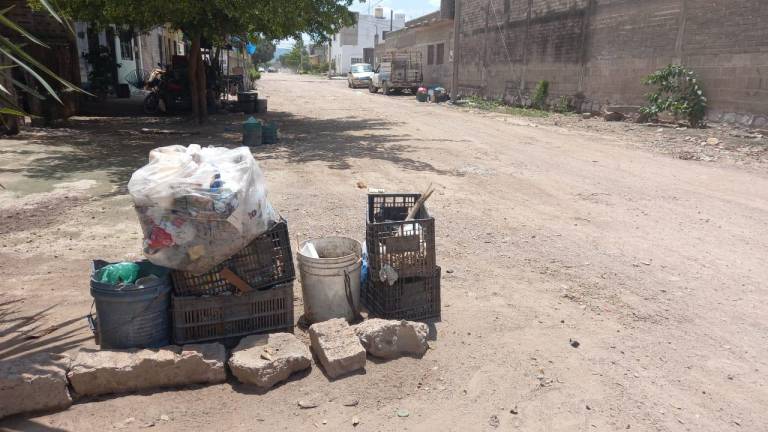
[250,39,276,66]
[55,0,356,42]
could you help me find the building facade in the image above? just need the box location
[376,11,455,91]
[330,8,406,74]
[453,0,768,127]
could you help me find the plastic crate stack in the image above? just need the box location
[363,193,441,321]
[169,220,296,344]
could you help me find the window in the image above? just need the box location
[504,0,510,14]
[427,45,435,65]
[119,30,133,60]
[436,43,445,65]
[350,57,363,65]
[351,64,372,73]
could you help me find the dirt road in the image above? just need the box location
[2,73,767,431]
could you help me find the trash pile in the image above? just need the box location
[76,144,442,403]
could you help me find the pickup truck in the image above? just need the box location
[369,52,423,95]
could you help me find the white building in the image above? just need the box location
[330,7,406,75]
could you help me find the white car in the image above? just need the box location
[258,66,266,73]
[347,63,374,88]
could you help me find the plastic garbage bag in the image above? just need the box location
[98,262,140,285]
[128,144,277,274]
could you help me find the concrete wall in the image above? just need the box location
[455,0,768,127]
[377,19,455,90]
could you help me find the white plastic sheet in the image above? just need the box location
[128,145,277,273]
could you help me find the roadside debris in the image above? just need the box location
[570,339,581,348]
[396,409,410,418]
[229,333,312,389]
[67,344,226,397]
[603,111,626,122]
[0,353,72,419]
[489,414,500,428]
[309,318,367,378]
[354,319,429,359]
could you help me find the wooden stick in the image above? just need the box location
[220,268,253,294]
[406,183,435,221]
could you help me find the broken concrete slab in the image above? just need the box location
[309,318,366,379]
[67,343,226,397]
[354,319,429,359]
[0,353,72,419]
[229,333,311,388]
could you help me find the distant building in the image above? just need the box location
[375,9,454,91]
[330,7,406,74]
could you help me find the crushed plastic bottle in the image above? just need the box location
[98,262,141,285]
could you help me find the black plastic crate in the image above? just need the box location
[171,281,294,344]
[366,193,436,278]
[171,221,294,296]
[363,266,441,321]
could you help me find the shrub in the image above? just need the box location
[532,80,549,109]
[640,65,707,128]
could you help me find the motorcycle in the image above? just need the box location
[143,67,191,115]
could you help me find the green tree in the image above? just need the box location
[56,0,356,123]
[282,39,309,72]
[250,39,276,66]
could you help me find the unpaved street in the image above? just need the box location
[2,73,768,431]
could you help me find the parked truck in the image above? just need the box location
[369,52,423,95]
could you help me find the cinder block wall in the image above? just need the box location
[456,0,768,127]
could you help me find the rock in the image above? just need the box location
[0,353,72,419]
[309,318,366,378]
[342,397,360,407]
[570,339,580,348]
[396,408,410,418]
[298,399,320,409]
[352,416,360,426]
[67,344,226,397]
[706,137,720,145]
[603,111,626,122]
[353,319,429,359]
[581,112,592,119]
[489,414,500,428]
[228,333,311,388]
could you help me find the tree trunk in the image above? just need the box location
[188,35,207,124]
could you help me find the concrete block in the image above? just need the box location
[67,344,226,397]
[229,333,311,388]
[308,318,366,379]
[0,353,72,419]
[354,319,429,359]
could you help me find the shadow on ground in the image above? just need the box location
[254,110,459,174]
[0,296,91,362]
[1,106,459,196]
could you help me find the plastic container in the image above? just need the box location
[363,266,441,321]
[261,121,279,144]
[90,260,171,349]
[297,237,362,323]
[256,98,268,114]
[243,116,262,146]
[171,220,294,296]
[366,193,436,278]
[171,281,294,344]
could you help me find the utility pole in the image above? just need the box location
[451,0,462,100]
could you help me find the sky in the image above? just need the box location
[277,0,441,49]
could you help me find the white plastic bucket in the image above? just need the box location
[298,237,362,323]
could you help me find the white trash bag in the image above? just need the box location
[128,144,277,274]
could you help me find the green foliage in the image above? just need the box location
[465,96,549,118]
[553,95,573,113]
[56,0,357,41]
[0,4,84,120]
[248,67,261,81]
[280,39,309,71]
[250,39,276,66]
[640,64,707,128]
[532,80,549,109]
[85,45,117,98]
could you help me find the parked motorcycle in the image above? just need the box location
[143,67,191,115]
